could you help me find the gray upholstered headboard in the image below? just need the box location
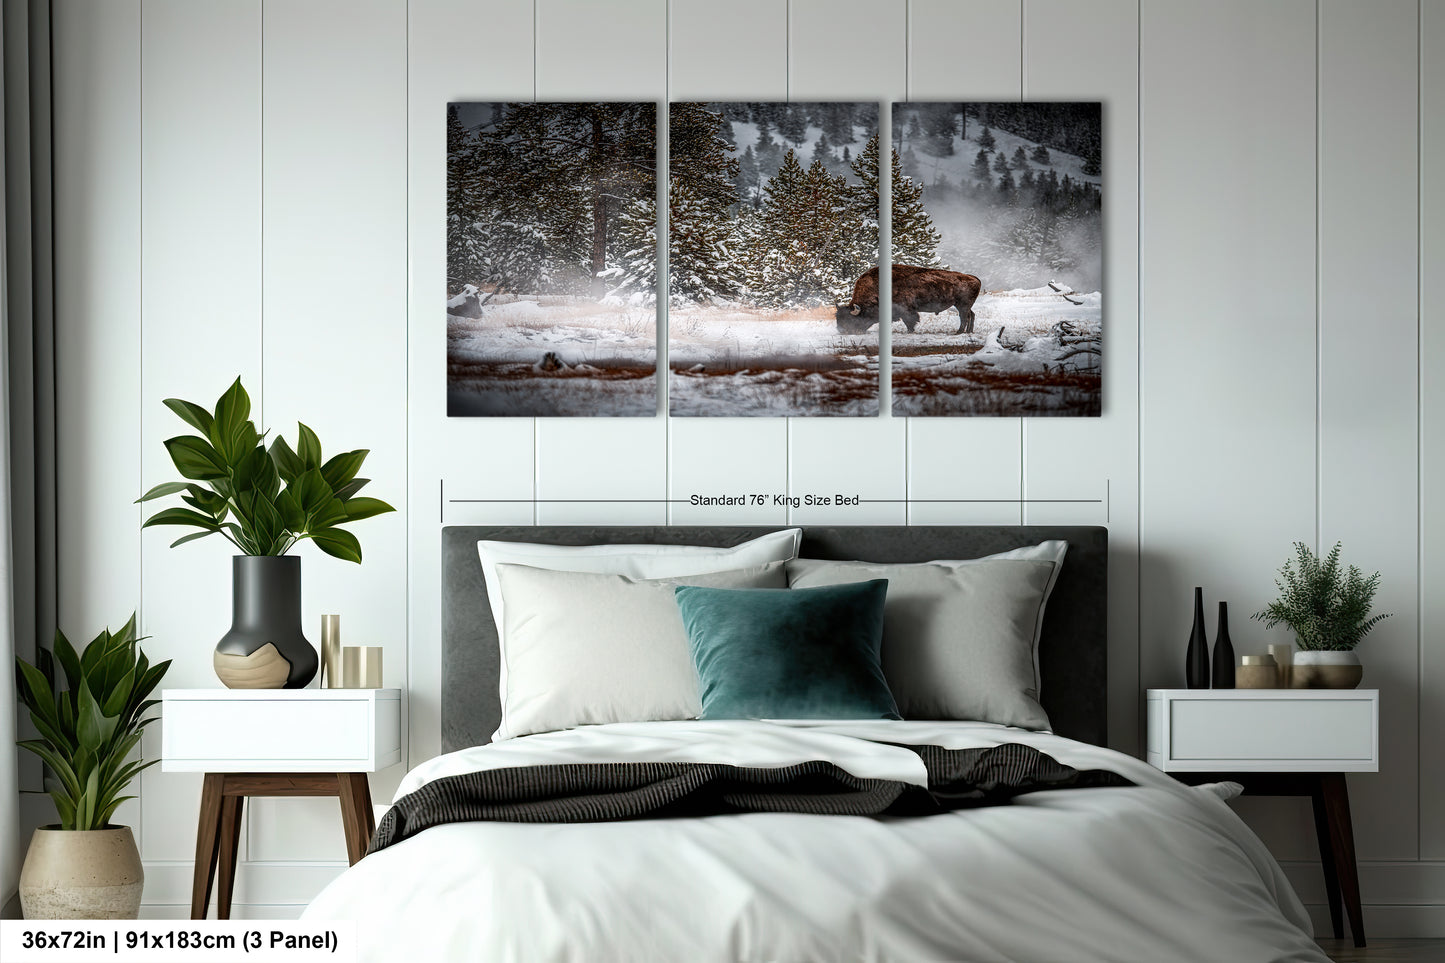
[441,526,1108,751]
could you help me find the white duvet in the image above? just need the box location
[304,720,1327,963]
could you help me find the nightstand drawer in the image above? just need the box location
[1146,689,1378,772]
[161,689,402,773]
[1170,698,1374,761]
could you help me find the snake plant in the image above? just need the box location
[14,615,169,831]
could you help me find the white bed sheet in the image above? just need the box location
[303,720,1327,963]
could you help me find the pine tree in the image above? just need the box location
[666,179,744,303]
[1011,145,1028,169]
[666,102,744,303]
[889,157,942,267]
[906,113,923,145]
[778,104,807,144]
[738,151,867,307]
[970,149,992,183]
[997,168,1016,199]
[993,150,1010,174]
[923,103,958,156]
[448,103,578,298]
[735,145,761,208]
[1081,146,1101,176]
[811,129,832,167]
[602,195,657,299]
[487,102,657,296]
[755,122,782,178]
[1031,143,1051,165]
[978,126,996,151]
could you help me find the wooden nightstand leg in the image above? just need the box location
[1310,781,1344,939]
[191,773,225,920]
[1321,773,1366,948]
[216,794,245,920]
[337,773,375,865]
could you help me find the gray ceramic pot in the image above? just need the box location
[1290,650,1363,689]
[19,826,143,919]
[213,555,318,688]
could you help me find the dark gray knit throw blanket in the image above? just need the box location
[368,743,1133,855]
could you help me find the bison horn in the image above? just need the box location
[850,304,861,316]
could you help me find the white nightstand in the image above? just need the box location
[161,688,402,920]
[1146,688,1379,948]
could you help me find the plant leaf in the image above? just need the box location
[163,398,215,436]
[310,528,363,564]
[343,497,395,522]
[296,423,323,470]
[169,530,216,549]
[135,481,190,503]
[333,477,370,501]
[320,450,367,492]
[268,436,304,484]
[164,435,228,480]
[142,507,221,530]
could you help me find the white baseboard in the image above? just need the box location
[140,860,347,909]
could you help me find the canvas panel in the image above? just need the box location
[889,102,1102,417]
[667,102,880,417]
[446,101,658,416]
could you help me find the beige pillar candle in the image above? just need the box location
[320,614,341,689]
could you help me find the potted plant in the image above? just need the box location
[14,615,168,918]
[137,378,394,688]
[1251,541,1391,689]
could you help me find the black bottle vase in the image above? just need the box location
[1212,601,1236,689]
[213,555,318,689]
[1185,587,1210,689]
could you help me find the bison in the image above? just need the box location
[835,265,982,335]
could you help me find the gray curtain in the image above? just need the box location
[1,0,57,916]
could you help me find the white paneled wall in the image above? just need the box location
[138,0,262,869]
[43,0,1442,934]
[1318,0,1419,863]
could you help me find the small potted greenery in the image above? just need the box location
[1252,542,1390,688]
[14,615,169,918]
[137,379,394,688]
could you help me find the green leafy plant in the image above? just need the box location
[1251,541,1391,651]
[137,378,394,563]
[14,616,170,831]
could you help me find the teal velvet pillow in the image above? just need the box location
[673,579,900,721]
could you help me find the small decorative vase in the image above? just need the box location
[1291,650,1363,689]
[1236,654,1279,689]
[1268,642,1294,688]
[1211,601,1235,689]
[19,826,144,919]
[214,555,318,689]
[1185,587,1210,689]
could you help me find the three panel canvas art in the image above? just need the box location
[447,101,1102,418]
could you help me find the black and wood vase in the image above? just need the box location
[1185,587,1209,689]
[1212,601,1236,689]
[213,555,318,689]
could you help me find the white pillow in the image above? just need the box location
[492,560,789,740]
[477,529,802,732]
[787,557,1058,729]
[786,539,1067,695]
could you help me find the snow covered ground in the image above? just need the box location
[446,287,1096,418]
[668,303,878,416]
[892,286,1102,416]
[447,293,657,416]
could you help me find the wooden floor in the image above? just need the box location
[1317,939,1445,961]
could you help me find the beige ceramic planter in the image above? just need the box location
[1290,650,1364,689]
[19,825,144,919]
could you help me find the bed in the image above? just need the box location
[303,526,1326,963]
